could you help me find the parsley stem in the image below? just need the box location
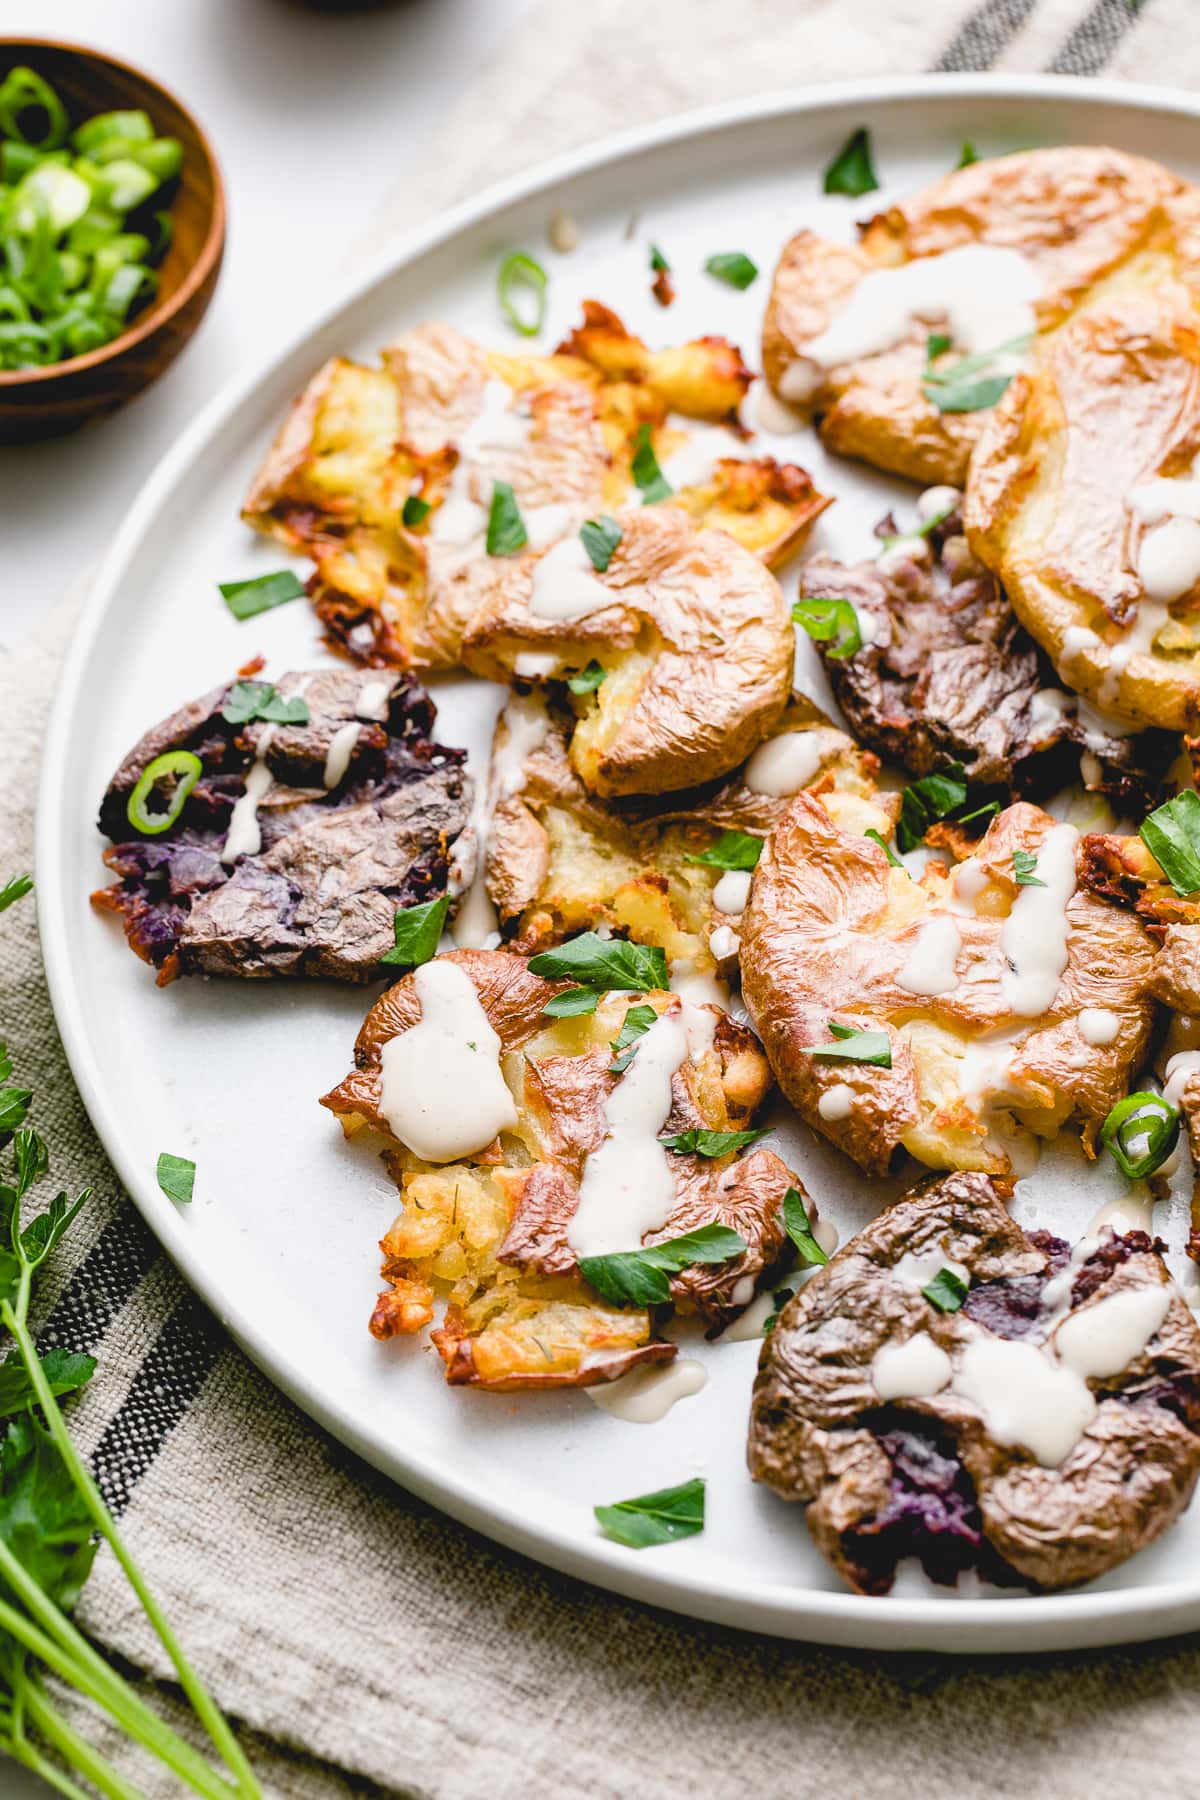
[5,1726,93,1800]
[21,1681,143,1800]
[1,1300,261,1799]
[0,1536,236,1798]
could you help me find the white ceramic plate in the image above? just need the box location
[39,75,1200,1653]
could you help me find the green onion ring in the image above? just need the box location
[1100,1091,1180,1182]
[497,251,548,337]
[0,67,69,150]
[126,750,203,837]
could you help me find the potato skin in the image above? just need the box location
[966,291,1200,731]
[463,507,793,797]
[763,146,1196,488]
[739,793,1159,1177]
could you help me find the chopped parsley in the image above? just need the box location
[782,1188,828,1268]
[922,1267,968,1312]
[704,251,758,290]
[608,1003,659,1075]
[864,828,903,869]
[823,126,879,196]
[1140,790,1200,896]
[658,1128,769,1157]
[380,895,449,968]
[580,514,623,572]
[218,569,306,621]
[650,244,670,273]
[631,423,673,502]
[541,987,600,1018]
[895,762,968,853]
[594,1475,705,1548]
[402,494,431,527]
[486,481,528,555]
[155,1152,195,1206]
[566,660,607,695]
[797,1020,892,1068]
[529,931,668,994]
[685,830,763,872]
[921,333,1030,415]
[221,680,310,727]
[1012,849,1045,888]
[580,1221,747,1308]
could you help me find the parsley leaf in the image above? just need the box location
[0,875,32,913]
[528,931,668,993]
[402,494,431,527]
[0,1414,97,1611]
[823,126,879,196]
[865,828,903,869]
[541,987,601,1018]
[609,1003,659,1075]
[921,334,1030,415]
[896,761,968,853]
[658,1128,769,1157]
[798,1020,892,1067]
[926,331,952,360]
[685,831,763,872]
[0,1348,95,1417]
[922,1266,968,1313]
[957,140,978,168]
[704,251,758,290]
[221,680,310,727]
[486,481,528,555]
[594,1475,705,1548]
[1140,790,1200,896]
[21,1189,90,1268]
[793,595,863,660]
[566,660,606,695]
[649,244,670,273]
[155,1152,195,1206]
[380,895,450,968]
[218,569,306,621]
[580,515,622,572]
[580,1221,747,1308]
[631,423,673,502]
[782,1188,829,1268]
[1012,849,1045,887]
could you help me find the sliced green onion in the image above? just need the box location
[218,569,306,621]
[567,660,606,695]
[823,127,878,197]
[0,68,69,150]
[792,595,863,660]
[94,157,158,213]
[704,252,758,290]
[130,137,183,185]
[72,110,153,157]
[99,262,158,322]
[126,750,203,837]
[1100,1092,1180,1181]
[402,494,431,527]
[0,141,36,184]
[497,250,547,337]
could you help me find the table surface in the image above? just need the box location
[0,2,535,1791]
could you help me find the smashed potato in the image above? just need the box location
[739,794,1158,1177]
[966,294,1200,731]
[244,307,827,669]
[763,146,1198,486]
[481,690,886,966]
[462,506,793,797]
[320,949,806,1386]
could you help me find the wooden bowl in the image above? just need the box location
[0,39,226,441]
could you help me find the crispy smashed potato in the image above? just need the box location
[763,146,1198,486]
[482,691,887,965]
[243,307,827,670]
[462,506,793,796]
[739,795,1158,1177]
[966,294,1200,731]
[321,949,806,1387]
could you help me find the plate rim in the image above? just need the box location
[37,71,1200,1654]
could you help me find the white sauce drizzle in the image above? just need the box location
[1129,457,1200,603]
[818,1083,855,1121]
[893,1248,970,1292]
[1028,688,1075,743]
[221,743,273,865]
[1078,1007,1121,1047]
[513,652,561,678]
[323,721,361,790]
[566,1009,689,1260]
[1087,1193,1154,1237]
[898,915,962,996]
[355,678,392,722]
[872,1332,952,1402]
[1000,823,1078,1017]
[712,869,753,914]
[743,730,835,797]
[452,693,549,951]
[1063,625,1101,658]
[586,1357,707,1423]
[708,925,740,961]
[1055,1285,1170,1381]
[431,379,532,549]
[377,960,517,1162]
[954,1336,1096,1467]
[799,244,1040,372]
[528,534,613,622]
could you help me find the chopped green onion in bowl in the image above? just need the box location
[0,65,184,371]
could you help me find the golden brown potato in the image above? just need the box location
[763,146,1199,487]
[482,690,891,967]
[461,506,793,797]
[739,794,1159,1178]
[243,308,826,670]
[320,948,808,1387]
[966,294,1200,731]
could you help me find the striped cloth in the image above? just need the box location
[9,2,1200,1794]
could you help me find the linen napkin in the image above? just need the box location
[9,1,1200,1794]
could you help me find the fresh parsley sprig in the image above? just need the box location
[579,1221,747,1308]
[594,1475,705,1548]
[1140,790,1200,897]
[798,1021,892,1068]
[823,127,879,196]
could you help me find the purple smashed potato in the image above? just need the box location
[93,668,472,983]
[748,1171,1200,1595]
